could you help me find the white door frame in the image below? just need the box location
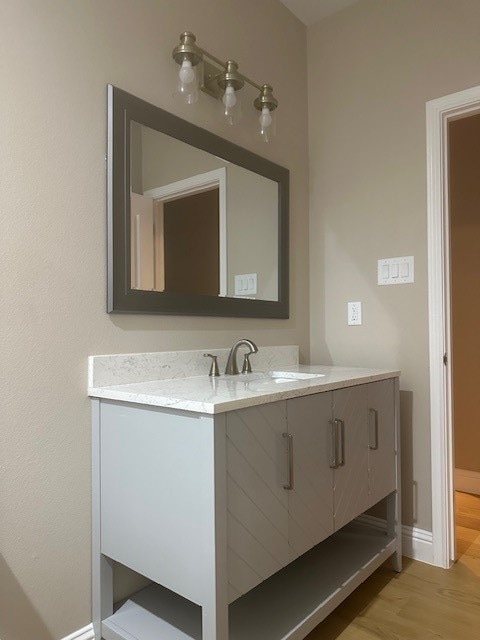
[426,84,480,569]
[144,168,228,297]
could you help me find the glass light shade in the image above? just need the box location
[179,59,195,83]
[174,58,200,104]
[221,83,242,125]
[259,106,276,142]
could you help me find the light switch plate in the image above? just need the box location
[235,273,257,296]
[378,256,414,285]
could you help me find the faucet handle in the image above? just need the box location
[204,353,220,377]
[242,353,253,374]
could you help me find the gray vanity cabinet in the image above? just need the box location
[93,375,400,640]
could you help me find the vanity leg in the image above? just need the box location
[388,378,402,573]
[202,599,228,640]
[92,555,113,639]
[92,399,113,639]
[387,491,402,572]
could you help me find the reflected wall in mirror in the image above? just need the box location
[108,86,289,317]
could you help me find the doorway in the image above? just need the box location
[427,84,480,569]
[449,114,480,563]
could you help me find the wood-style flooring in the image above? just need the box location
[306,492,480,639]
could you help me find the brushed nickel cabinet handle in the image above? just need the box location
[369,408,379,450]
[329,420,338,469]
[283,433,294,490]
[336,419,345,466]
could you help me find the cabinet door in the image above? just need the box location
[367,379,396,506]
[226,402,289,602]
[332,385,369,531]
[287,393,334,559]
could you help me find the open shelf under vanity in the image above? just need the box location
[102,522,396,640]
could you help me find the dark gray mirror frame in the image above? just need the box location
[107,85,289,318]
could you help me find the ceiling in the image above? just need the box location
[280,0,359,25]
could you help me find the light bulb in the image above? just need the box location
[259,106,272,129]
[222,85,237,108]
[179,59,195,84]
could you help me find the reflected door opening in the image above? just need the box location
[163,189,219,295]
[131,188,220,296]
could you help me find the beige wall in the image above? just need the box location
[0,1,308,638]
[450,114,480,474]
[7,1,480,635]
[308,0,480,532]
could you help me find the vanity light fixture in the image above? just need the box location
[172,32,278,141]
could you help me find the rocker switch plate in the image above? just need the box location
[378,256,414,285]
[235,273,257,296]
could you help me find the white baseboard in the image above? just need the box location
[455,468,480,496]
[357,514,434,565]
[61,623,94,640]
[401,523,434,565]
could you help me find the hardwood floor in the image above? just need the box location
[305,492,480,639]
[456,491,480,563]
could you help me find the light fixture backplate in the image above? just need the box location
[200,60,225,100]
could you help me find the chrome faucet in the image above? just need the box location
[225,339,258,375]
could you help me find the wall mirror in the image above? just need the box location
[108,85,289,317]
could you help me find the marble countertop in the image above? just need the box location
[88,364,400,414]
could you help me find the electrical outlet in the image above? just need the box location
[348,301,362,326]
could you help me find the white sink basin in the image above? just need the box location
[218,371,325,386]
[264,371,325,381]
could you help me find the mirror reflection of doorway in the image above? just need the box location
[163,189,219,295]
[130,188,220,295]
[131,167,227,296]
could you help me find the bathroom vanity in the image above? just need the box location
[89,348,401,640]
